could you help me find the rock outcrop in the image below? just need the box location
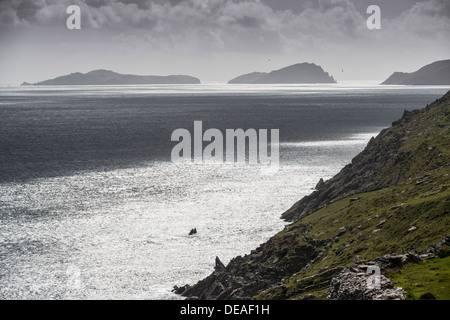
[327,252,423,301]
[180,223,322,300]
[328,271,406,300]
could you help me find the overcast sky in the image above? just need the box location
[0,0,449,84]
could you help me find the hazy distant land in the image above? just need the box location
[382,60,450,85]
[228,63,336,84]
[21,69,201,86]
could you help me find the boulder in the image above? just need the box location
[215,256,226,272]
[328,271,406,300]
[315,178,326,190]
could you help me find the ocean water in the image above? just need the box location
[0,84,448,299]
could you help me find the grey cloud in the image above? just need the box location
[385,0,450,40]
[317,0,356,12]
[85,0,108,8]
[236,15,263,28]
[1,0,449,85]
[16,0,42,21]
[116,0,152,10]
[408,0,450,17]
[1,0,448,60]
[114,0,186,10]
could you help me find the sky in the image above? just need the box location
[0,0,449,85]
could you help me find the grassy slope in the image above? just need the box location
[388,256,450,300]
[255,93,450,300]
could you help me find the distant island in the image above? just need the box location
[21,69,201,86]
[381,60,450,85]
[228,63,336,84]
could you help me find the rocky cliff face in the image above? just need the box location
[178,90,450,300]
[177,223,322,299]
[282,90,450,222]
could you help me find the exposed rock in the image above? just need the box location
[376,219,387,227]
[189,228,197,236]
[326,251,428,300]
[180,234,321,300]
[257,267,345,300]
[427,235,450,257]
[370,253,423,270]
[215,256,226,272]
[327,271,406,300]
[389,204,405,210]
[172,285,185,295]
[336,227,347,237]
[315,178,326,190]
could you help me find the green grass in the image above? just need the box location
[255,162,449,299]
[254,95,450,300]
[256,181,449,299]
[388,256,450,300]
[302,180,449,270]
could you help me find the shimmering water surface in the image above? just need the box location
[0,84,448,299]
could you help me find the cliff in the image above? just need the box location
[177,90,450,300]
[228,63,336,84]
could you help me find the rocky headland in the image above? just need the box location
[176,90,450,300]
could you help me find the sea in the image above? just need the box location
[0,83,448,299]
